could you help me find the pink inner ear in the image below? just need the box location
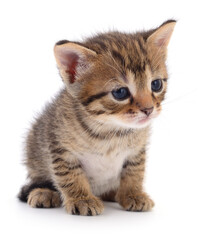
[156,35,167,47]
[157,36,166,47]
[156,30,171,47]
[60,52,79,84]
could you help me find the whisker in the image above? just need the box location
[162,89,196,106]
[104,61,122,75]
[107,50,123,72]
[102,78,118,88]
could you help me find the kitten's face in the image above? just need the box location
[78,49,168,129]
[54,20,175,129]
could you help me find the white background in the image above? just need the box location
[0,0,211,239]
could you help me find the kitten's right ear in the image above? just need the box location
[54,41,97,84]
[146,20,176,53]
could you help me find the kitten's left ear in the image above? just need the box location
[147,20,176,51]
[54,41,97,85]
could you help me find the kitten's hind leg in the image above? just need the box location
[28,188,61,208]
[18,181,61,208]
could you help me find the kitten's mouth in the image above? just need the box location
[123,115,152,127]
[134,112,159,125]
[136,117,150,124]
[126,115,155,127]
[117,113,158,128]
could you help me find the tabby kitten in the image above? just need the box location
[18,20,176,216]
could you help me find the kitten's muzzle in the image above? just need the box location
[140,107,154,117]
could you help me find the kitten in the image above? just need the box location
[18,20,176,216]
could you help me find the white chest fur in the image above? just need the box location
[77,147,132,196]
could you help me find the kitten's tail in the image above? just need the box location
[18,181,57,202]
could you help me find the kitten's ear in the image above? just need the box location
[147,20,176,51]
[54,41,97,84]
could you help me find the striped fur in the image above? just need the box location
[19,20,176,215]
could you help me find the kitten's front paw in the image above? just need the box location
[65,196,104,216]
[116,192,154,212]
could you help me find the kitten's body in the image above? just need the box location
[25,89,148,195]
[19,20,176,215]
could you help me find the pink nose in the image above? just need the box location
[140,107,154,116]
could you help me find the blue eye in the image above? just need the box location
[151,79,163,92]
[112,87,130,101]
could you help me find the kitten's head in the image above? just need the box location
[54,20,176,129]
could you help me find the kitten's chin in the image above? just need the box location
[112,117,153,129]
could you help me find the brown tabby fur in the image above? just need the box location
[18,20,176,215]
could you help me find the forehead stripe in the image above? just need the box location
[111,50,125,67]
[136,38,147,55]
